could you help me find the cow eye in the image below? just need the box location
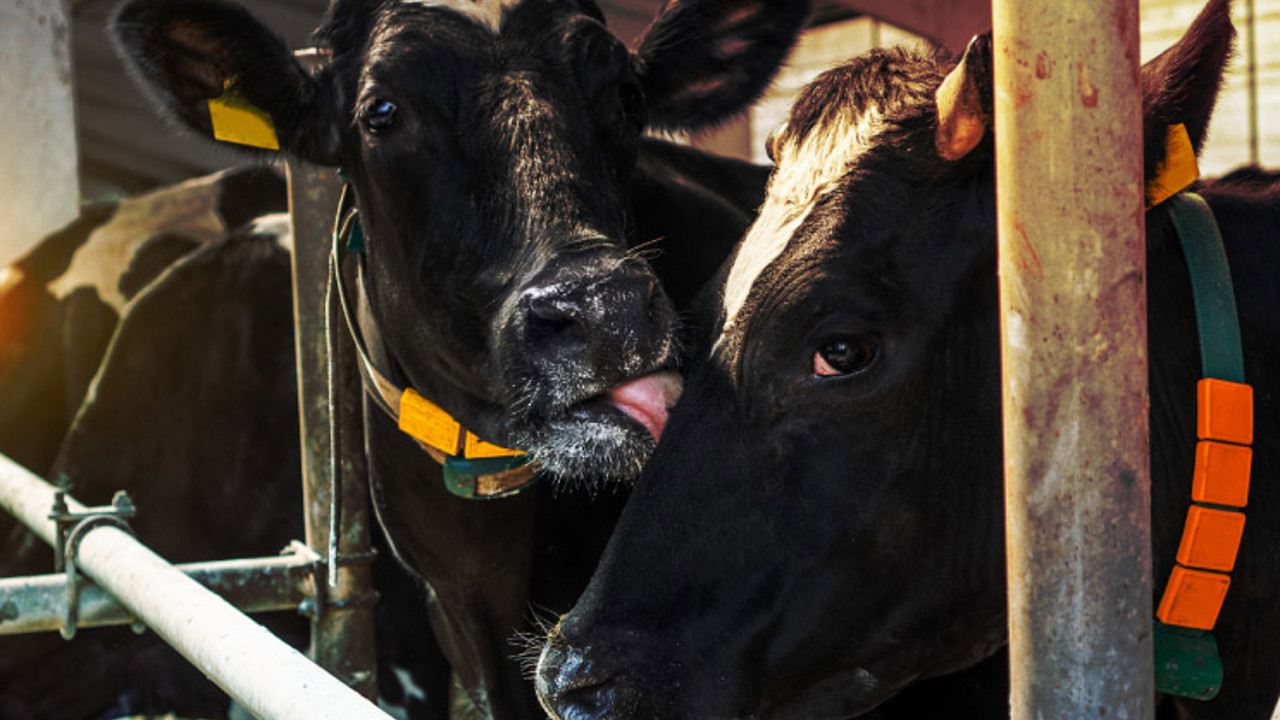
[361,99,398,132]
[813,334,879,377]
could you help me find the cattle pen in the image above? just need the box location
[0,155,390,718]
[0,0,1273,719]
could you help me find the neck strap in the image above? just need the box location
[329,184,539,499]
[1152,190,1253,700]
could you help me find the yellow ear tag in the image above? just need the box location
[398,388,463,455]
[207,78,280,150]
[1147,123,1199,208]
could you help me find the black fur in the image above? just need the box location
[107,0,805,716]
[540,2,1280,719]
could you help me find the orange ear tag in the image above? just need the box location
[207,78,281,150]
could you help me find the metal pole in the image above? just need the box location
[0,453,394,720]
[0,545,314,636]
[288,158,379,698]
[993,0,1153,718]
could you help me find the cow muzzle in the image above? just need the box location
[537,639,637,720]
[501,249,681,481]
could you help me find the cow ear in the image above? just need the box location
[934,33,993,162]
[110,0,341,165]
[633,0,811,132]
[1140,0,1234,185]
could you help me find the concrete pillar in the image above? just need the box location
[0,0,79,266]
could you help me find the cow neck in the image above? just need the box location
[1146,125,1252,701]
[329,182,540,500]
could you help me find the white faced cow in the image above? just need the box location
[539,1,1280,719]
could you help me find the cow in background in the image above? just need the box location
[0,173,458,718]
[0,167,284,479]
[538,1,1280,718]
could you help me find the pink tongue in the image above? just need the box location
[606,371,683,443]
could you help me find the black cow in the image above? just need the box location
[538,1,1280,718]
[108,0,794,717]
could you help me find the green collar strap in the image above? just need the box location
[1152,190,1252,701]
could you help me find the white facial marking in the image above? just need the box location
[714,107,886,357]
[401,0,522,32]
[48,171,234,312]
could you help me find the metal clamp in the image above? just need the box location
[285,541,378,620]
[48,491,137,640]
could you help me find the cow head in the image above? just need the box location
[109,0,809,482]
[538,0,1236,717]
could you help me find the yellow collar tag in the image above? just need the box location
[207,78,281,150]
[397,388,525,459]
[1147,124,1199,208]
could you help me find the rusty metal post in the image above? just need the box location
[993,1,1153,719]
[288,159,379,699]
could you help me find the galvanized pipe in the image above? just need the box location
[0,453,394,720]
[0,546,314,636]
[287,158,379,698]
[993,1,1153,719]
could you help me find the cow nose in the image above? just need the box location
[518,259,665,354]
[536,643,620,720]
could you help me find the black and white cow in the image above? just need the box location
[0,167,285,480]
[538,1,1280,718]
[1,194,459,719]
[108,0,797,716]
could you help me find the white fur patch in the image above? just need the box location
[401,0,522,32]
[714,108,885,357]
[249,212,294,252]
[48,171,233,312]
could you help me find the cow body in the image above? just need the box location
[0,167,285,479]
[538,1,1280,718]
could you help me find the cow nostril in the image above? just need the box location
[524,295,586,345]
[554,678,616,720]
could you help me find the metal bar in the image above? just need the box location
[0,546,314,636]
[993,1,1154,719]
[1245,0,1260,165]
[287,158,379,698]
[0,453,394,720]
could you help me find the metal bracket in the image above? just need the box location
[285,541,378,621]
[48,491,137,639]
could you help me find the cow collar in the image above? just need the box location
[1146,126,1252,700]
[329,182,540,499]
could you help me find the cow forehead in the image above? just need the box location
[400,0,529,33]
[712,47,947,371]
[712,107,886,366]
